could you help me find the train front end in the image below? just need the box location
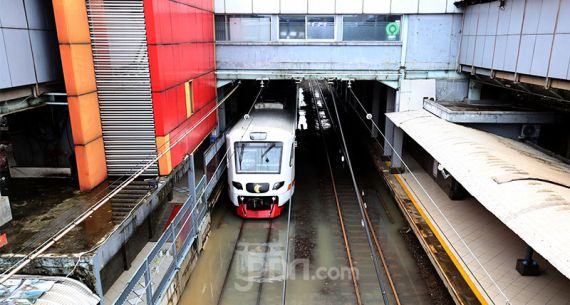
[227,111,296,219]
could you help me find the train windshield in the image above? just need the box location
[235,142,283,174]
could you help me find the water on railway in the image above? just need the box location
[178,83,434,305]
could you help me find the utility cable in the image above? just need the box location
[172,84,266,245]
[281,82,298,305]
[113,82,266,305]
[315,80,390,305]
[338,87,468,302]
[7,83,244,262]
[311,81,363,305]
[0,83,243,284]
[347,85,511,305]
[280,196,292,305]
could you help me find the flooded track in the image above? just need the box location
[178,82,434,305]
[216,219,283,305]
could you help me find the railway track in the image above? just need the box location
[210,80,422,305]
[310,80,401,305]
[216,219,279,305]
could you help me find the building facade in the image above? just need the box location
[52,0,217,190]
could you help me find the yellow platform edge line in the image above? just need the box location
[393,174,489,305]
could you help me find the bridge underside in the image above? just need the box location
[216,69,467,92]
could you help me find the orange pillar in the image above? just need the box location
[53,0,107,191]
[156,134,173,176]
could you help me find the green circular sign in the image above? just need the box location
[386,22,400,37]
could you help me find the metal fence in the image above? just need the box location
[112,136,227,305]
[113,175,207,305]
[204,134,226,200]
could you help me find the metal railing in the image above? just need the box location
[113,175,207,305]
[113,137,227,305]
[204,134,227,199]
[205,158,226,199]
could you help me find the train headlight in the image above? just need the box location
[272,181,285,190]
[232,181,243,190]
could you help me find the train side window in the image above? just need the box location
[289,142,295,167]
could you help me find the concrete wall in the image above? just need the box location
[406,14,463,71]
[216,14,463,78]
[217,43,402,73]
[460,0,570,80]
[435,78,469,100]
[215,0,461,14]
[0,0,61,89]
[398,79,436,111]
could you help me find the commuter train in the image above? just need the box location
[227,101,296,218]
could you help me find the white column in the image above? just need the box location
[383,87,396,157]
[390,126,404,172]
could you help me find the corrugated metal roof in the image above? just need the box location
[2,275,99,305]
[386,110,570,279]
[87,0,158,176]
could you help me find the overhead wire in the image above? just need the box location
[315,80,391,305]
[311,81,363,305]
[213,81,300,305]
[166,81,266,261]
[346,84,511,305]
[5,83,244,264]
[0,82,244,284]
[200,82,270,305]
[74,81,266,298]
[337,86,468,303]
[281,82,299,305]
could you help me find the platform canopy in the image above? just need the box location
[386,110,570,279]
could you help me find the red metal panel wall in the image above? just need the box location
[144,0,216,175]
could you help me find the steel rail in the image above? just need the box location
[347,86,510,305]
[328,84,403,305]
[280,196,292,305]
[281,83,300,305]
[310,81,363,305]
[316,81,390,305]
[211,79,270,304]
[255,221,274,305]
[339,86,468,304]
[362,203,402,305]
[215,220,245,305]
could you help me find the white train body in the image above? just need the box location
[226,103,296,218]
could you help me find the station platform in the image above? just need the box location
[379,109,570,305]
[395,155,570,305]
